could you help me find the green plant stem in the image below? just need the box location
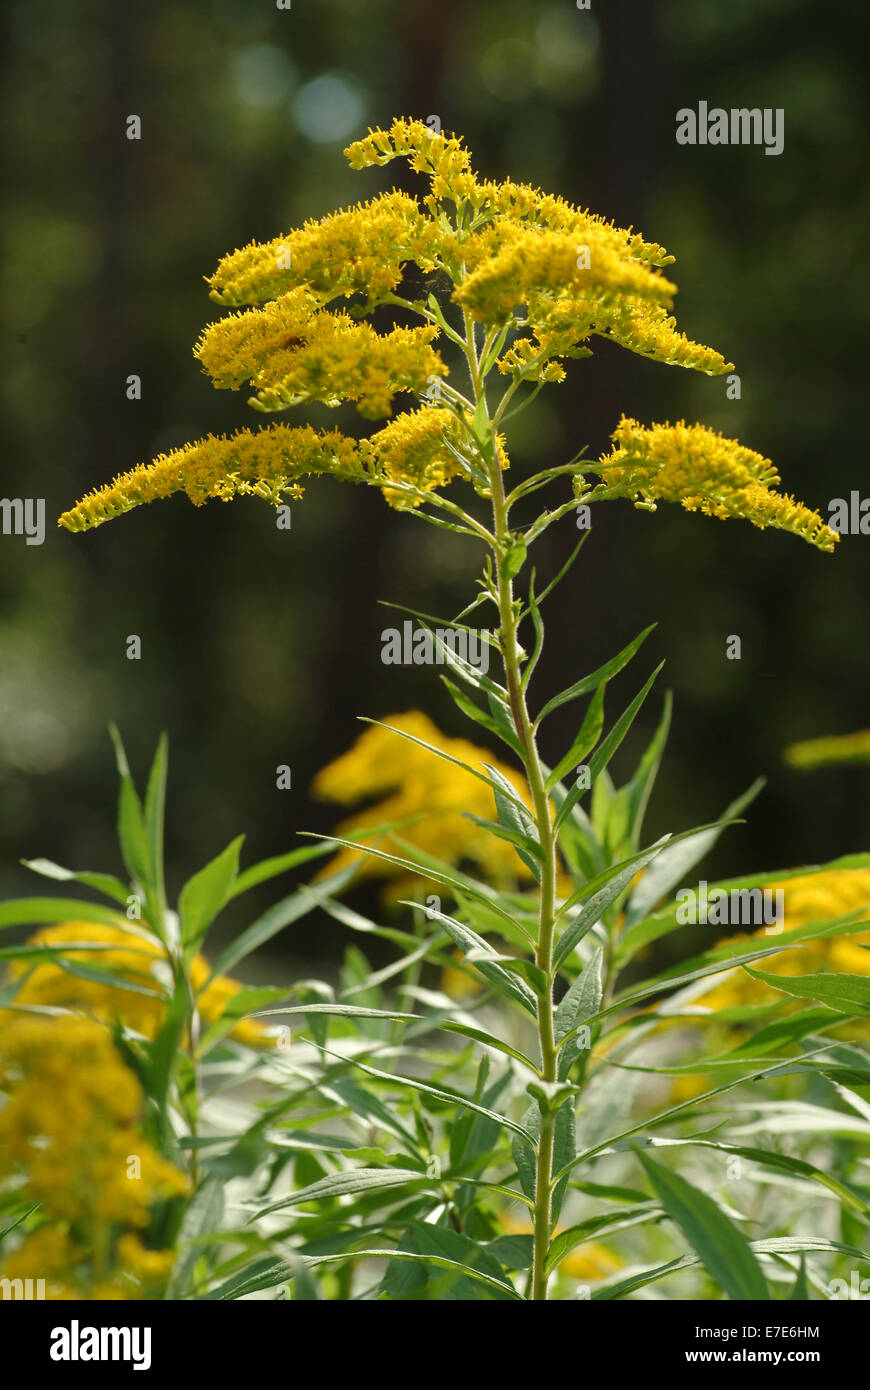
[465,314,559,1300]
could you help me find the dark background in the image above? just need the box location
[2,0,868,968]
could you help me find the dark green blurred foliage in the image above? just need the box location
[2,0,869,966]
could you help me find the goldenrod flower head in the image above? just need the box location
[593,298,733,374]
[584,417,838,552]
[58,425,365,531]
[473,178,675,268]
[114,1234,176,1291]
[784,729,870,770]
[58,119,798,543]
[6,920,269,1046]
[345,118,475,210]
[0,1012,188,1227]
[455,224,677,326]
[362,407,475,509]
[693,867,870,1014]
[777,867,870,934]
[311,711,534,895]
[1,1224,82,1278]
[196,291,444,419]
[207,191,440,308]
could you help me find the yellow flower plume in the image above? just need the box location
[57,408,489,531]
[58,424,366,531]
[207,190,441,309]
[59,117,816,553]
[196,288,445,419]
[582,417,837,552]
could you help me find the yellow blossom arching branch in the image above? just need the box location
[57,425,366,531]
[577,417,838,553]
[207,190,444,310]
[57,415,497,542]
[196,292,446,420]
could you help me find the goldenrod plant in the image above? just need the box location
[4,120,869,1301]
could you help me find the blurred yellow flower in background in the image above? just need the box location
[0,1012,187,1226]
[6,920,267,1046]
[784,729,870,770]
[312,711,535,897]
[697,867,870,1012]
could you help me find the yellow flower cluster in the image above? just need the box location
[6,920,267,1047]
[58,424,365,531]
[698,868,870,1013]
[784,729,870,770]
[58,405,485,530]
[346,124,730,379]
[362,407,473,509]
[0,1012,187,1226]
[58,118,810,549]
[196,288,444,419]
[207,191,440,308]
[0,1012,186,1299]
[312,711,535,896]
[584,417,837,552]
[345,118,477,213]
[474,178,673,266]
[455,224,676,325]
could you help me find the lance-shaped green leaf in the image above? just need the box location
[230,841,335,898]
[108,726,156,911]
[619,851,870,964]
[545,684,606,794]
[586,663,664,787]
[545,1204,663,1275]
[744,967,870,1016]
[614,907,870,1008]
[144,733,169,917]
[612,691,672,853]
[406,897,537,1016]
[314,1047,535,1144]
[555,946,603,1077]
[482,762,542,883]
[512,1100,576,1221]
[383,1220,517,1301]
[358,718,529,817]
[644,1137,870,1217]
[252,1167,432,1219]
[536,625,655,725]
[179,835,244,956]
[464,813,544,879]
[208,860,360,981]
[220,1248,521,1302]
[623,777,765,929]
[302,834,522,938]
[165,1177,225,1299]
[0,897,130,932]
[554,839,671,969]
[20,859,130,907]
[593,1235,870,1301]
[441,676,523,758]
[635,1149,769,1301]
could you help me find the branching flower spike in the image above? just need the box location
[60,118,832,550]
